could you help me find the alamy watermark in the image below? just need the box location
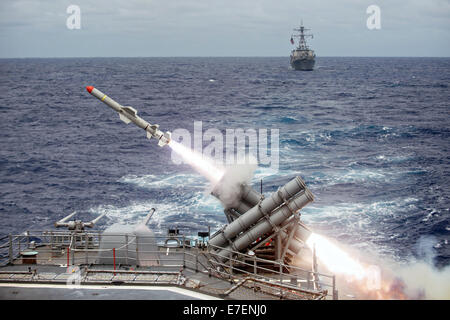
[66,5,81,30]
[366,5,381,30]
[171,121,280,172]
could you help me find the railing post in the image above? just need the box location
[125,234,129,265]
[229,252,233,278]
[70,236,75,265]
[278,261,283,298]
[208,226,211,242]
[253,256,257,275]
[8,234,13,265]
[135,235,139,267]
[113,248,116,276]
[312,244,319,290]
[279,261,283,284]
[50,231,54,255]
[332,275,338,300]
[182,235,186,268]
[195,250,198,272]
[26,231,30,248]
[85,233,89,265]
[207,245,211,277]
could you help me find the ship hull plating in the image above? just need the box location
[290,58,315,71]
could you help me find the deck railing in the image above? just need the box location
[206,243,337,299]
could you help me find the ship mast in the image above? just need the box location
[292,21,313,50]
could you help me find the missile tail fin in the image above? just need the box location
[146,131,153,139]
[157,131,171,147]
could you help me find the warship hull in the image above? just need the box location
[290,58,315,71]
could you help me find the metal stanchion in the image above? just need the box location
[8,234,13,265]
[113,248,116,275]
[125,234,128,265]
[85,233,88,265]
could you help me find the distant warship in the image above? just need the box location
[290,22,315,71]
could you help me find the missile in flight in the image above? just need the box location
[86,86,171,147]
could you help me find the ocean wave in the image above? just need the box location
[301,197,421,257]
[306,168,395,186]
[118,173,208,189]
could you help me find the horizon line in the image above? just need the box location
[0,55,449,59]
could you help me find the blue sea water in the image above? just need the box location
[0,57,449,268]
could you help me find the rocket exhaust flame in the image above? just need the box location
[306,232,416,299]
[306,233,367,280]
[168,140,225,184]
[305,232,392,298]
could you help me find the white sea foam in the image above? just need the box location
[422,208,438,222]
[303,197,419,221]
[118,173,208,189]
[307,168,395,186]
[318,166,424,186]
[252,167,299,181]
[301,197,420,256]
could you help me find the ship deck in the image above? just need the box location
[0,231,337,300]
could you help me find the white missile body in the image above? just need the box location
[86,86,171,147]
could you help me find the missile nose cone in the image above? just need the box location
[86,86,94,93]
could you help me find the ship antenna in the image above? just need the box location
[292,20,313,50]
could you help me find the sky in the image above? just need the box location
[0,0,449,58]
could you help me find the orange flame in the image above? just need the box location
[306,233,411,299]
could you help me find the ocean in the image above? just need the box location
[0,57,449,268]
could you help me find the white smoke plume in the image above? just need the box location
[390,236,450,299]
[392,261,450,299]
[328,235,450,299]
[210,161,258,209]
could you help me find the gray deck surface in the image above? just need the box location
[0,284,206,300]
